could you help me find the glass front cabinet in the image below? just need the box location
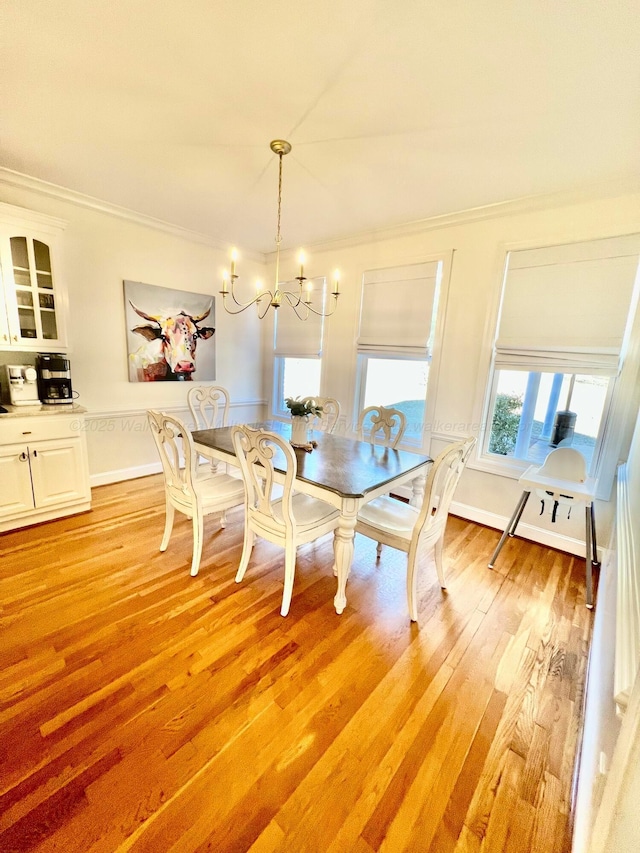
[0,203,68,352]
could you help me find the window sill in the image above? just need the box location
[466,453,527,481]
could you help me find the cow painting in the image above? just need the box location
[124,282,216,382]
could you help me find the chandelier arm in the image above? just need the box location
[280,282,304,308]
[220,289,274,315]
[257,293,275,319]
[230,281,252,309]
[281,289,310,320]
[302,293,340,317]
[218,297,259,315]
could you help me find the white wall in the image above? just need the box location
[0,181,268,483]
[262,193,640,550]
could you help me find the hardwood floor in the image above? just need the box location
[0,474,594,852]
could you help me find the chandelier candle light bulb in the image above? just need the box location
[219,140,341,320]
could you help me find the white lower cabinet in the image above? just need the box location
[0,412,91,531]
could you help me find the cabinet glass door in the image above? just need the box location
[9,236,59,343]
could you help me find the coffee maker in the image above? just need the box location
[36,354,73,404]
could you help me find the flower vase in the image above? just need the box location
[290,414,310,446]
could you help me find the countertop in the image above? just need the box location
[0,403,87,418]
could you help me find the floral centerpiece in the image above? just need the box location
[285,396,323,446]
[285,397,323,417]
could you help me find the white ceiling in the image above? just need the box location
[2,1,640,254]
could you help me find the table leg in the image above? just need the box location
[332,500,358,615]
[585,504,594,609]
[488,490,531,569]
[409,469,427,508]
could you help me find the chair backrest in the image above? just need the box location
[413,436,476,546]
[147,410,198,507]
[300,396,341,433]
[357,405,407,449]
[231,425,297,537]
[537,447,587,483]
[187,385,231,430]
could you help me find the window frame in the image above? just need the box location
[271,275,327,420]
[353,251,453,452]
[272,354,323,419]
[479,365,617,480]
[471,235,640,500]
[354,351,431,448]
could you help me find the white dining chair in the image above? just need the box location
[231,425,341,616]
[355,436,476,621]
[300,396,341,434]
[357,404,407,448]
[147,410,245,577]
[187,384,231,430]
[187,384,231,473]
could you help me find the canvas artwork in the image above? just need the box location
[123,280,216,382]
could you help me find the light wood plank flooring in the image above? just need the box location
[0,474,594,852]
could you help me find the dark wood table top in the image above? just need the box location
[192,422,432,499]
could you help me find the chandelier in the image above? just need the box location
[220,140,340,320]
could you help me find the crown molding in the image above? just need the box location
[3,165,637,262]
[0,199,67,232]
[270,178,640,257]
[0,168,266,262]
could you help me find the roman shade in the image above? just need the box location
[495,234,640,374]
[274,277,325,357]
[357,261,440,356]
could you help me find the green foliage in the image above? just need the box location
[285,396,323,417]
[489,393,522,455]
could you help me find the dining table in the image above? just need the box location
[192,421,433,615]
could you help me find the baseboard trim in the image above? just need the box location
[90,462,161,488]
[450,499,603,561]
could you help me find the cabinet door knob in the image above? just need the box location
[12,335,18,342]
[32,449,38,457]
[19,451,28,461]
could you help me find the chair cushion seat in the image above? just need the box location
[197,472,246,510]
[272,493,340,532]
[357,496,418,543]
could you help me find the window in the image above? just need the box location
[355,260,443,444]
[482,234,640,482]
[273,357,321,417]
[358,356,429,442]
[272,277,325,416]
[487,370,611,469]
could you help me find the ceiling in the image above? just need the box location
[2,1,640,254]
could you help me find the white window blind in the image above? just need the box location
[274,277,325,357]
[357,261,440,356]
[496,235,640,373]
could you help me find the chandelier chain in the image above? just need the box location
[276,152,283,249]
